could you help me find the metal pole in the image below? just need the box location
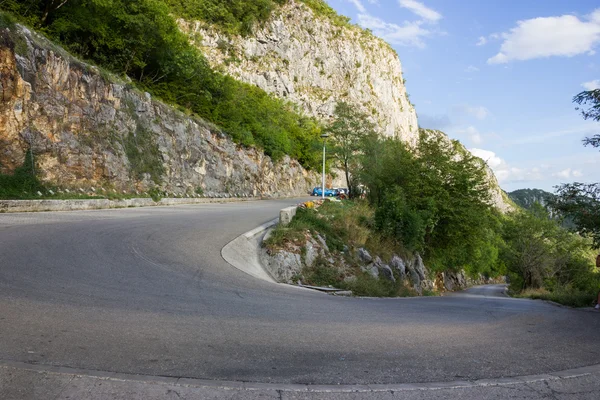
[322,139,326,200]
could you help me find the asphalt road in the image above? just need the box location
[1,199,600,387]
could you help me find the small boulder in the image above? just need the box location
[413,254,426,281]
[390,255,406,279]
[379,264,396,282]
[316,234,329,253]
[357,248,372,264]
[361,264,379,279]
[304,240,317,267]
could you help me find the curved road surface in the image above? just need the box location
[1,199,600,389]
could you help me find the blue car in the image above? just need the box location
[311,187,337,197]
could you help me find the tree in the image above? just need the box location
[359,129,499,272]
[501,205,561,289]
[573,89,600,147]
[324,102,376,197]
[501,204,596,291]
[41,0,70,24]
[553,183,600,248]
[552,90,600,249]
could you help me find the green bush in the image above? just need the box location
[516,287,597,308]
[165,0,286,36]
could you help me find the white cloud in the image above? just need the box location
[488,9,600,64]
[398,0,442,23]
[347,0,367,13]
[454,104,491,120]
[455,126,483,144]
[468,148,547,184]
[476,36,487,46]
[582,79,600,90]
[507,125,597,145]
[357,14,432,47]
[347,0,441,48]
[553,168,583,179]
[469,148,504,169]
[465,65,480,72]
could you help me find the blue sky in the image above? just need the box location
[325,0,600,192]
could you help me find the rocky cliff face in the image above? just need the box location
[0,25,318,196]
[180,0,419,145]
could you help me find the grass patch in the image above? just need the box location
[265,200,391,254]
[265,200,420,297]
[0,150,45,199]
[0,152,163,201]
[123,125,165,184]
[514,287,596,308]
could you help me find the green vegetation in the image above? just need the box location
[361,129,503,277]
[0,150,46,199]
[165,0,286,36]
[269,104,599,301]
[551,89,600,248]
[324,102,377,198]
[0,150,161,201]
[514,288,595,308]
[506,88,600,306]
[2,0,323,169]
[265,201,418,297]
[123,125,165,184]
[300,0,352,28]
[501,204,597,297]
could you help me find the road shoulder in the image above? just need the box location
[2,360,600,400]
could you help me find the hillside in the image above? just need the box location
[0,0,509,211]
[181,0,419,144]
[0,21,317,196]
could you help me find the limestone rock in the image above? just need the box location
[390,255,406,279]
[412,254,427,281]
[379,264,396,282]
[357,248,372,264]
[366,265,379,279]
[304,239,317,268]
[261,250,302,283]
[0,25,319,197]
[181,0,419,145]
[316,234,329,254]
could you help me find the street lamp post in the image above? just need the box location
[320,133,329,200]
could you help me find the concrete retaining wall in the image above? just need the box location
[279,206,298,225]
[0,197,260,213]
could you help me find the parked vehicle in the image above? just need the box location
[311,187,337,197]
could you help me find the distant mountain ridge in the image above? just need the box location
[508,188,555,210]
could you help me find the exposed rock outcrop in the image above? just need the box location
[180,0,419,145]
[0,26,318,196]
[262,229,504,296]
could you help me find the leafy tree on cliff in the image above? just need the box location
[552,89,600,248]
[360,130,501,274]
[324,102,376,197]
